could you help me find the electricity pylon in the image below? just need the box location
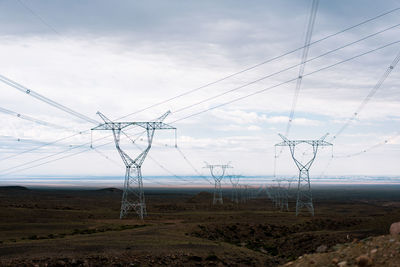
[204,162,232,204]
[91,111,176,219]
[240,184,249,203]
[239,185,244,203]
[275,133,332,216]
[272,179,288,211]
[228,174,240,203]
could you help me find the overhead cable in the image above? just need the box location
[285,0,319,137]
[0,74,99,124]
[0,106,78,132]
[3,40,398,177]
[116,7,400,120]
[2,9,398,161]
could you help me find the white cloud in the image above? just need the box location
[0,1,400,180]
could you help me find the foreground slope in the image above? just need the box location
[282,234,400,267]
[1,186,400,266]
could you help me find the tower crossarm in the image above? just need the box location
[133,121,175,130]
[91,122,175,131]
[275,139,332,147]
[91,122,137,131]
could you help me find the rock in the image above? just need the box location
[370,248,377,254]
[56,260,66,266]
[356,255,372,266]
[389,222,400,235]
[316,244,328,253]
[337,261,347,267]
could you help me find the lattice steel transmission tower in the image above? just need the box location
[92,111,176,219]
[228,174,240,204]
[275,133,332,216]
[272,179,289,211]
[204,162,232,204]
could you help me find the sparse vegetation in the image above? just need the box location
[1,186,400,266]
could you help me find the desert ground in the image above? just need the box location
[1,184,400,266]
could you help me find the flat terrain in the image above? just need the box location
[1,185,400,266]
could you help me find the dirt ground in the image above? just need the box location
[283,234,400,267]
[0,185,400,266]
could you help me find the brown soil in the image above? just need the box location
[0,186,400,266]
[282,234,400,267]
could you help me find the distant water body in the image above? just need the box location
[1,175,400,188]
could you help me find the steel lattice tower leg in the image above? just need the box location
[214,177,223,204]
[296,167,313,216]
[275,133,332,216]
[120,166,147,219]
[231,183,238,203]
[229,175,240,204]
[274,179,289,212]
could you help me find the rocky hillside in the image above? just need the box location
[282,234,400,267]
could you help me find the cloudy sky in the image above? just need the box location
[0,0,399,187]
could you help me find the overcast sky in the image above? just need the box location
[0,0,399,187]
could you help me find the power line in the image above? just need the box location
[285,0,319,137]
[1,141,112,177]
[91,146,121,167]
[3,40,397,178]
[171,23,400,116]
[16,0,61,35]
[3,26,396,167]
[116,7,400,120]
[318,132,399,178]
[2,9,398,163]
[332,49,400,140]
[3,15,400,177]
[318,47,400,174]
[123,130,203,185]
[168,40,400,124]
[0,74,99,124]
[130,138,194,184]
[0,131,86,162]
[0,106,78,132]
[335,133,400,158]
[175,146,213,184]
[0,132,114,176]
[0,121,167,179]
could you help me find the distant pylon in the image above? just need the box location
[275,133,332,216]
[228,174,240,204]
[91,111,176,219]
[240,184,249,203]
[279,179,290,211]
[204,162,232,204]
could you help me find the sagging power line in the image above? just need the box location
[1,9,398,165]
[285,0,319,137]
[0,74,99,124]
[1,39,398,178]
[0,106,79,132]
[116,7,400,120]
